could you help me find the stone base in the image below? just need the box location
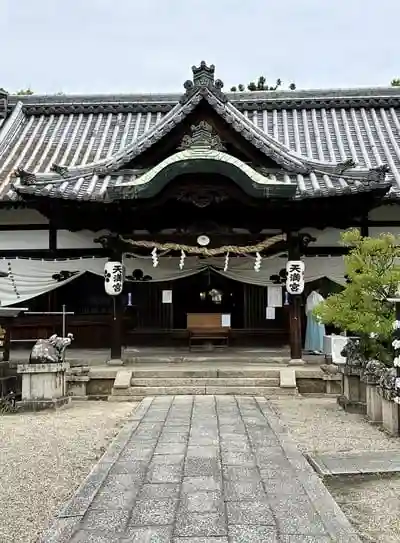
[288,358,305,366]
[338,374,366,413]
[16,396,71,412]
[322,372,342,395]
[381,396,400,436]
[366,384,382,424]
[337,394,367,414]
[107,359,124,366]
[18,362,69,402]
[67,375,90,398]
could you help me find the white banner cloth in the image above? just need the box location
[0,255,346,307]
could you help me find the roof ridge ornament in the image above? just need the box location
[180,61,227,105]
[335,158,357,174]
[50,163,69,177]
[12,167,36,185]
[178,120,226,151]
[366,164,390,184]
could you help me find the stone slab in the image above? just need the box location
[306,450,400,476]
[41,395,362,542]
[130,377,280,387]
[113,369,133,389]
[280,368,297,388]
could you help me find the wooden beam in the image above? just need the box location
[366,220,400,227]
[0,224,49,231]
[0,248,108,259]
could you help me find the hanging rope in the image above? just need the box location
[118,234,285,257]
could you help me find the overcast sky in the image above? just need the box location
[2,0,399,95]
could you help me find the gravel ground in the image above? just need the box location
[0,401,135,543]
[271,396,400,543]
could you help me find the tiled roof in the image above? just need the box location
[0,62,399,202]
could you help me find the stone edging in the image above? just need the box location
[254,397,362,542]
[37,397,154,543]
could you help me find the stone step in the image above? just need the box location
[128,369,281,379]
[112,385,297,396]
[130,377,280,387]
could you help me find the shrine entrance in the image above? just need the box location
[172,269,244,329]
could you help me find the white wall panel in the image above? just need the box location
[0,209,49,225]
[368,206,400,221]
[369,226,400,242]
[0,230,49,250]
[57,229,108,249]
[299,228,356,247]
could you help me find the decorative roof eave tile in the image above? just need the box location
[12,165,394,203]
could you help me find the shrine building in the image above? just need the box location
[0,61,399,359]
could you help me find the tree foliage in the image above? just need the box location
[391,79,400,87]
[230,76,296,93]
[314,229,400,346]
[16,88,34,95]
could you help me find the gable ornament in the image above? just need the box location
[178,121,225,151]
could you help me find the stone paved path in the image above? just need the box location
[40,396,361,542]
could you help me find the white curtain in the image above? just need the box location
[209,255,346,287]
[0,255,346,307]
[124,256,208,282]
[0,257,107,307]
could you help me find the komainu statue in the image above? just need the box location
[29,333,74,364]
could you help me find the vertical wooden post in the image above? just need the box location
[287,232,304,362]
[2,322,10,362]
[393,300,400,436]
[109,250,123,362]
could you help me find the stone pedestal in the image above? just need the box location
[16,362,71,411]
[323,374,342,395]
[337,366,366,414]
[366,383,382,423]
[66,366,90,400]
[67,375,90,400]
[381,396,399,436]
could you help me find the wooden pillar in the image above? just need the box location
[287,233,303,362]
[109,250,123,362]
[2,321,10,362]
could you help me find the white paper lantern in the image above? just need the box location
[104,261,123,296]
[286,260,305,295]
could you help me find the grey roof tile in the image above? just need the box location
[1,76,400,202]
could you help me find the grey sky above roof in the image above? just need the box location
[2,0,399,94]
